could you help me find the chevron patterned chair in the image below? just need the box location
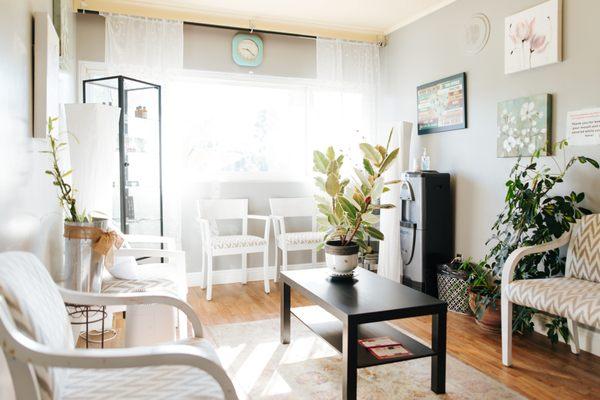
[0,252,239,399]
[501,214,600,366]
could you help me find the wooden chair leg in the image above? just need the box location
[274,246,279,283]
[501,297,513,366]
[568,319,580,355]
[282,250,288,273]
[206,256,214,301]
[241,252,248,284]
[263,249,270,294]
[200,252,207,289]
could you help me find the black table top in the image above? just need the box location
[281,268,445,320]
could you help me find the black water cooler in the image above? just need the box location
[399,171,452,297]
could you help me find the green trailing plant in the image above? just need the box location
[484,140,598,344]
[42,117,89,223]
[313,130,400,250]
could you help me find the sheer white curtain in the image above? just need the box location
[312,38,380,153]
[104,14,184,243]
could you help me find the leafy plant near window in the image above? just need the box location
[313,130,399,250]
[41,117,89,223]
[484,141,598,344]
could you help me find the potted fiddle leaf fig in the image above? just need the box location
[314,130,399,277]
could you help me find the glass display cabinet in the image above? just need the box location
[83,76,163,236]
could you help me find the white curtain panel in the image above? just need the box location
[104,14,184,243]
[104,13,183,75]
[378,122,413,282]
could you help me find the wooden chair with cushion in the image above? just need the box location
[501,214,600,366]
[197,199,270,301]
[269,197,322,282]
[0,251,239,399]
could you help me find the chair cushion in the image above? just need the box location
[277,231,323,247]
[211,235,266,250]
[567,214,600,283]
[505,277,600,328]
[62,338,225,399]
[102,277,180,297]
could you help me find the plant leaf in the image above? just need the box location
[359,143,383,164]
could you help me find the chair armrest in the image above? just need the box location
[270,215,285,239]
[116,248,185,261]
[58,288,203,338]
[501,230,572,288]
[247,214,269,221]
[125,234,176,250]
[2,329,239,400]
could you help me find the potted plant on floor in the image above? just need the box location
[313,130,399,278]
[459,259,501,332]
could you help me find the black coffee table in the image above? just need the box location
[280,267,447,400]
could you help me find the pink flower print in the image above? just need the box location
[530,34,548,53]
[511,18,536,43]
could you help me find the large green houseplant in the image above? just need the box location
[313,131,399,275]
[475,141,598,343]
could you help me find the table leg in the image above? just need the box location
[342,319,358,400]
[431,309,447,394]
[280,281,290,344]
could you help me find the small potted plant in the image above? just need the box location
[459,259,501,332]
[314,131,399,277]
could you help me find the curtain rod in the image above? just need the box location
[77,9,316,40]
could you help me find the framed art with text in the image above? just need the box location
[417,72,467,135]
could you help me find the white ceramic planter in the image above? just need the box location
[324,241,359,276]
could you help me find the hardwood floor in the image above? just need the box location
[84,281,600,400]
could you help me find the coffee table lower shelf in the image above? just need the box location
[291,306,436,369]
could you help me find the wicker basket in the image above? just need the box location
[437,268,471,315]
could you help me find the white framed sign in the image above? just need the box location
[566,108,600,146]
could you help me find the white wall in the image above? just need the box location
[0,0,77,396]
[381,0,599,354]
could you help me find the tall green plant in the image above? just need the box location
[487,141,598,343]
[313,130,399,250]
[41,117,88,223]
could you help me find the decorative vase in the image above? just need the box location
[325,240,359,278]
[468,292,501,333]
[63,218,108,293]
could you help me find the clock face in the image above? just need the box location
[232,34,263,67]
[238,39,259,60]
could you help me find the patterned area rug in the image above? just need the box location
[207,318,525,400]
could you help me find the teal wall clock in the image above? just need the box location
[232,33,264,67]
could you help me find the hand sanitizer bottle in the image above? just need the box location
[421,148,430,171]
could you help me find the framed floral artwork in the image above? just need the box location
[505,0,562,74]
[497,94,552,158]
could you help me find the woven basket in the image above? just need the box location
[437,272,471,315]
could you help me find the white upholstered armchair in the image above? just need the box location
[0,252,239,400]
[501,214,600,366]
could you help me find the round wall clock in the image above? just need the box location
[464,13,490,55]
[232,33,264,67]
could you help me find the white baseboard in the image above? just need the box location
[187,262,326,287]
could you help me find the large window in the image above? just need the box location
[170,72,375,181]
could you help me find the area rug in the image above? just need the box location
[207,318,524,400]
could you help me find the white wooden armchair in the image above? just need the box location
[103,234,188,346]
[269,197,322,282]
[0,251,239,400]
[197,199,270,301]
[501,214,600,366]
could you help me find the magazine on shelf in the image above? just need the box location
[358,336,412,360]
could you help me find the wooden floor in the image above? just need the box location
[85,281,600,400]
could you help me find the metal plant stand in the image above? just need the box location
[66,304,116,348]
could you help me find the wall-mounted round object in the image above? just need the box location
[464,13,490,55]
[232,33,263,67]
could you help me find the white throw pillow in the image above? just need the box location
[109,256,139,280]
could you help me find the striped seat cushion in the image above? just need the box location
[505,277,600,328]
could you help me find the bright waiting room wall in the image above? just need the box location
[381,0,600,354]
[76,14,319,272]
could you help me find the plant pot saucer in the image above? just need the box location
[327,270,357,282]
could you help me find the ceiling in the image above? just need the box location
[75,0,457,41]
